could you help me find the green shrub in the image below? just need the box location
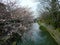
[39,25,47,31]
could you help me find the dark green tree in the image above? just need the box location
[39,0,60,28]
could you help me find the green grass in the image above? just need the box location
[56,28,60,32]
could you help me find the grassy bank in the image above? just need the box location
[37,21,60,45]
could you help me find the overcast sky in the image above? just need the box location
[19,0,40,18]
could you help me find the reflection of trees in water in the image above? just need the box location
[39,30,58,45]
[17,23,58,45]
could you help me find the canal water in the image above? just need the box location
[17,23,58,45]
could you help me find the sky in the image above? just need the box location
[18,0,40,18]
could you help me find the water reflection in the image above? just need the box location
[17,23,58,45]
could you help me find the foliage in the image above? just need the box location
[0,1,33,45]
